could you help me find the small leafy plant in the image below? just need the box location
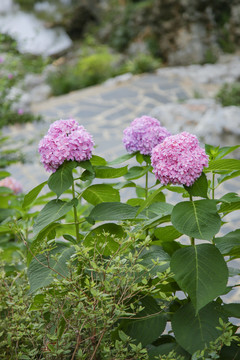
[1,115,240,359]
[216,82,240,107]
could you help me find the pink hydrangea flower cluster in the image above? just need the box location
[0,177,22,194]
[123,116,171,155]
[38,119,94,172]
[151,132,209,186]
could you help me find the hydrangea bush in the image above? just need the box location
[0,115,240,359]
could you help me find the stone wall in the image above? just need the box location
[98,0,240,65]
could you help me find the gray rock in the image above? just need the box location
[150,99,240,146]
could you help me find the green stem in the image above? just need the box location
[145,162,149,236]
[72,182,80,243]
[212,172,215,200]
[189,195,195,246]
[145,168,149,200]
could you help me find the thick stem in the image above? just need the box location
[72,182,80,243]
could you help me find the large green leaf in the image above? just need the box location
[215,145,240,160]
[33,199,77,235]
[147,202,173,216]
[48,161,77,198]
[220,341,240,360]
[222,303,240,318]
[171,200,221,240]
[148,340,190,360]
[90,155,107,166]
[82,184,120,205]
[154,226,182,242]
[83,223,124,256]
[22,181,47,208]
[124,166,150,180]
[184,173,208,198]
[219,201,240,214]
[217,170,240,185]
[142,215,171,231]
[87,202,145,222]
[172,302,227,354]
[0,171,10,179]
[28,244,75,293]
[122,296,166,347]
[215,230,240,255]
[138,245,170,277]
[108,153,135,165]
[206,159,240,172]
[27,223,60,266]
[171,244,228,313]
[136,187,166,216]
[94,166,128,178]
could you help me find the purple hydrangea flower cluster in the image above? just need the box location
[39,119,94,172]
[151,131,209,186]
[0,177,22,194]
[123,116,171,155]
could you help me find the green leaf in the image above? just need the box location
[83,223,124,256]
[206,159,240,172]
[113,181,136,190]
[48,161,77,198]
[215,230,240,255]
[154,226,182,242]
[136,187,165,216]
[219,192,240,203]
[0,225,12,234]
[124,166,150,180]
[147,202,173,216]
[82,184,120,205]
[122,296,166,347]
[33,199,77,236]
[171,244,228,313]
[108,153,135,165]
[148,340,190,360]
[0,171,10,179]
[143,215,171,231]
[165,185,186,194]
[28,294,46,311]
[0,186,13,194]
[222,303,240,318]
[136,152,144,164]
[0,208,15,221]
[127,198,144,206]
[27,244,75,293]
[184,173,208,198]
[94,165,128,178]
[90,155,107,166]
[171,200,221,240]
[215,145,240,159]
[27,223,60,265]
[219,201,240,214]
[217,170,240,185]
[138,245,170,277]
[87,202,145,222]
[80,169,95,182]
[78,159,94,172]
[220,341,240,360]
[22,181,47,208]
[172,302,227,354]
